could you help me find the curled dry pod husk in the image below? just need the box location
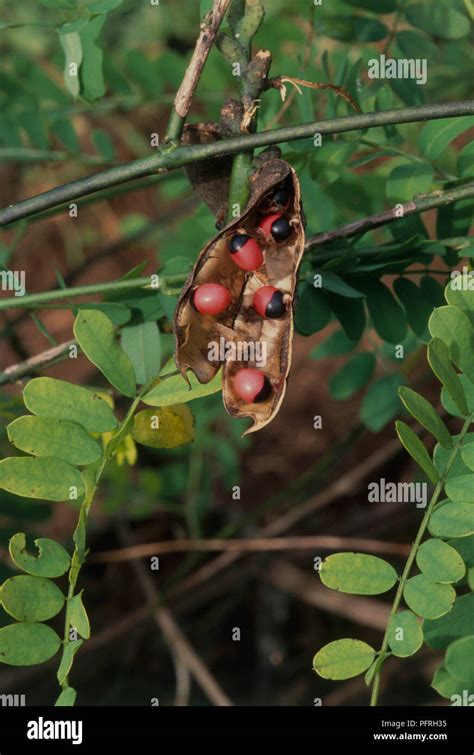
[173,157,305,434]
[181,123,232,218]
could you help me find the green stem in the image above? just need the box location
[27,174,180,225]
[223,1,267,221]
[0,148,115,166]
[226,152,253,221]
[59,382,153,692]
[165,107,186,144]
[0,274,187,312]
[2,101,473,225]
[370,414,474,706]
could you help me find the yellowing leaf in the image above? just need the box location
[132,405,194,449]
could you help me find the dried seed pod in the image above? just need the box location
[173,156,305,433]
[181,123,232,220]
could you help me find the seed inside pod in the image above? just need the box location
[233,368,272,403]
[191,283,231,315]
[229,234,264,271]
[270,179,291,208]
[253,286,286,319]
[258,213,292,242]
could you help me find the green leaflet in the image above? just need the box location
[424,595,474,650]
[432,665,469,700]
[387,611,423,658]
[326,293,366,342]
[445,636,474,684]
[294,283,331,335]
[23,377,118,433]
[395,421,439,484]
[0,457,85,502]
[74,310,136,398]
[433,433,474,480]
[445,273,474,318]
[142,369,222,407]
[445,475,474,504]
[9,533,70,578]
[393,278,432,342]
[317,271,365,299]
[120,320,161,385]
[461,442,474,471]
[7,416,102,466]
[0,623,61,666]
[416,539,466,584]
[55,687,78,707]
[403,574,455,620]
[386,162,433,204]
[58,31,82,98]
[68,592,90,640]
[320,552,398,595]
[79,15,107,101]
[57,641,83,685]
[420,117,474,161]
[0,575,64,622]
[360,279,407,344]
[429,500,474,539]
[428,339,468,417]
[313,639,375,680]
[404,0,471,40]
[398,386,452,449]
[429,306,474,384]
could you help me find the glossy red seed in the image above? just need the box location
[253,286,285,319]
[233,368,272,403]
[258,212,292,242]
[192,283,231,315]
[258,212,282,236]
[228,235,263,271]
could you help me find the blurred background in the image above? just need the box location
[0,0,473,705]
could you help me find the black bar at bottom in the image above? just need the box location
[0,705,472,750]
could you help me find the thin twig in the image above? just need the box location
[0,339,75,384]
[2,101,473,225]
[91,535,410,564]
[168,0,231,140]
[117,522,233,707]
[304,182,474,251]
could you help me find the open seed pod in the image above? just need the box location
[173,156,305,433]
[222,162,305,434]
